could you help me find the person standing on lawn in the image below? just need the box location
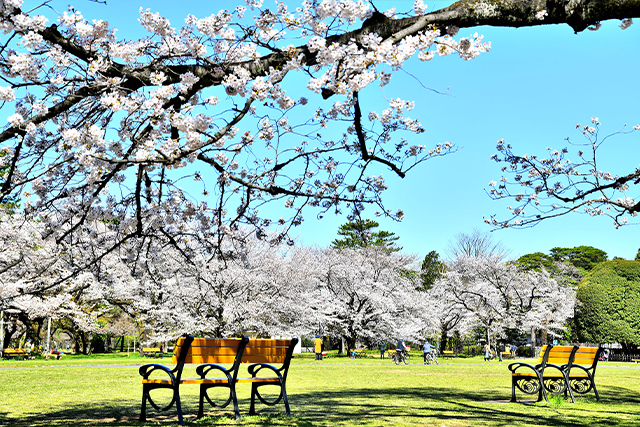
[483,342,491,361]
[498,342,505,362]
[379,341,386,359]
[314,334,323,361]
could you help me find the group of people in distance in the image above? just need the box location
[313,336,437,363]
[484,341,517,361]
[313,335,518,363]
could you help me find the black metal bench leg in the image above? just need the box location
[175,388,185,426]
[197,385,205,419]
[537,375,548,403]
[281,383,291,416]
[231,384,242,421]
[510,378,518,403]
[591,377,600,401]
[140,386,148,422]
[249,383,258,415]
[565,376,575,403]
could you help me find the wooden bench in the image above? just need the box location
[139,335,298,425]
[353,349,367,358]
[45,351,64,360]
[509,345,602,403]
[1,348,30,360]
[442,351,455,358]
[142,347,163,358]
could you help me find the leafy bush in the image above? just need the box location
[576,260,640,346]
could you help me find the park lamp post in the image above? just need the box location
[46,317,51,354]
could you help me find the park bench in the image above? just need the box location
[1,348,30,360]
[139,335,298,425]
[509,345,602,403]
[501,351,514,359]
[353,349,367,358]
[45,351,64,360]
[142,347,163,358]
[442,351,455,358]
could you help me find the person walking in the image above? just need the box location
[498,342,505,362]
[314,334,323,361]
[378,341,386,359]
[483,342,491,361]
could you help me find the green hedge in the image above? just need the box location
[576,260,640,345]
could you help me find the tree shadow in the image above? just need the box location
[2,383,640,426]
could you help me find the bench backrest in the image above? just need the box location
[545,345,577,365]
[566,346,602,374]
[171,336,298,382]
[172,336,249,365]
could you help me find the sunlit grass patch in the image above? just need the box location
[1,354,640,426]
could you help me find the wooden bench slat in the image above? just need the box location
[241,355,286,364]
[188,338,244,347]
[187,346,288,357]
[176,355,238,364]
[246,339,292,347]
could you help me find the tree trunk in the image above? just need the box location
[344,336,356,355]
[80,333,89,355]
[441,327,449,353]
[531,327,537,356]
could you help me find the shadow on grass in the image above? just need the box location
[2,384,640,427]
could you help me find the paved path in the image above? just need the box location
[4,362,640,370]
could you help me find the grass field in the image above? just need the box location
[1,351,640,426]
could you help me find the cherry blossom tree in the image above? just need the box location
[125,228,303,342]
[431,255,576,349]
[0,0,637,286]
[0,207,142,352]
[297,246,434,353]
[487,119,640,229]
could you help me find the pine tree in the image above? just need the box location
[331,219,401,252]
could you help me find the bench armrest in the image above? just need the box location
[139,363,177,382]
[248,363,284,379]
[508,361,539,374]
[196,363,233,379]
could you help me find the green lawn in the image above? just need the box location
[1,351,639,426]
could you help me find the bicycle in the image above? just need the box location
[393,350,410,365]
[423,351,439,365]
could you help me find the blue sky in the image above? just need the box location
[10,0,640,261]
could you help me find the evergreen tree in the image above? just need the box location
[550,246,608,272]
[331,219,401,252]
[419,250,446,291]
